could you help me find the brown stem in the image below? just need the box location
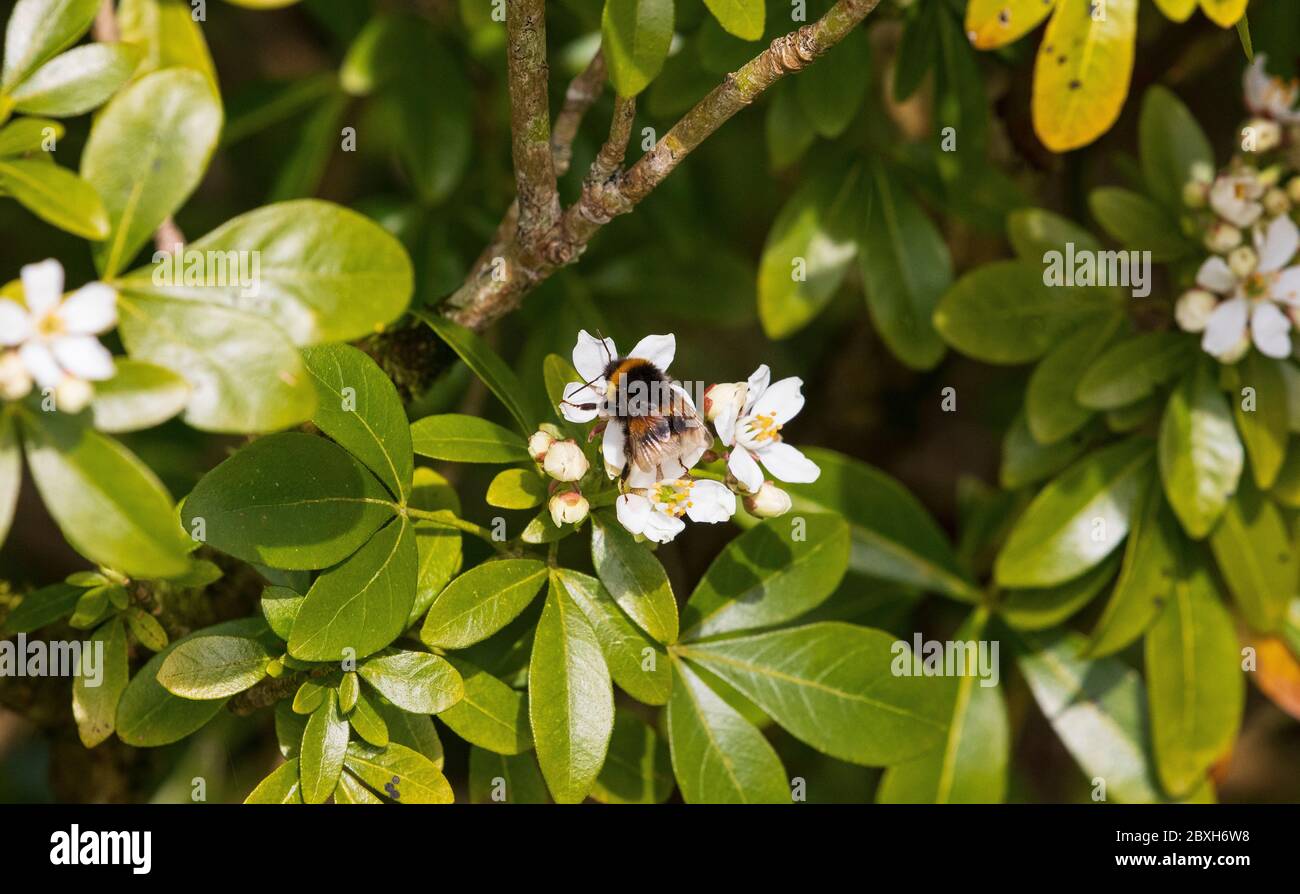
[587,95,635,187]
[551,50,607,177]
[506,0,560,243]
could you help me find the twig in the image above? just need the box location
[551,49,607,177]
[506,0,560,243]
[587,95,635,187]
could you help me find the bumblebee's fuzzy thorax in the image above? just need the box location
[603,357,669,408]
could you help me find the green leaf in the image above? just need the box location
[288,516,417,662]
[591,709,674,804]
[1145,555,1244,797]
[1233,351,1288,490]
[0,409,18,547]
[1001,412,1098,489]
[1000,552,1120,631]
[858,159,949,370]
[1208,479,1295,631]
[1076,332,1197,410]
[703,0,763,40]
[81,68,222,277]
[892,0,937,102]
[934,261,1118,364]
[782,448,977,600]
[1007,207,1104,260]
[348,689,389,747]
[681,514,849,640]
[765,81,815,171]
[0,117,63,156]
[334,770,382,804]
[8,43,139,116]
[20,410,191,579]
[591,512,678,644]
[244,759,304,803]
[796,26,870,139]
[552,568,671,706]
[1088,187,1191,261]
[261,585,306,639]
[116,617,271,746]
[437,656,532,755]
[486,467,546,510]
[300,690,349,804]
[758,166,864,339]
[1,0,100,91]
[417,313,533,433]
[409,478,463,627]
[118,201,414,345]
[1159,360,1243,539]
[877,610,1008,803]
[410,414,530,463]
[71,618,129,747]
[602,0,674,97]
[528,577,615,803]
[117,0,218,90]
[358,649,463,714]
[468,748,549,803]
[157,634,271,699]
[293,679,327,714]
[115,291,316,433]
[1139,85,1213,212]
[1026,316,1124,445]
[124,606,168,652]
[344,741,454,803]
[420,558,548,650]
[378,698,446,766]
[666,657,788,804]
[0,582,80,634]
[301,343,412,500]
[182,432,394,570]
[0,158,109,239]
[88,359,191,433]
[1085,479,1180,658]
[1013,627,1200,803]
[995,438,1154,588]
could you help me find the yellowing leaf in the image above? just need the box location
[1200,0,1247,28]
[1032,0,1136,152]
[1152,0,1196,22]
[965,0,1058,50]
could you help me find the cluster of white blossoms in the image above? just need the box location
[1176,56,1300,363]
[0,259,118,412]
[533,331,821,544]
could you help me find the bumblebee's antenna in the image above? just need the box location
[593,328,614,365]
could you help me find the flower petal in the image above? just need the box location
[20,259,63,316]
[660,456,688,480]
[627,333,675,372]
[1273,267,1300,305]
[0,299,33,345]
[19,341,63,389]
[749,376,805,425]
[757,441,821,483]
[1252,301,1292,358]
[1201,296,1249,357]
[572,329,616,382]
[559,381,601,422]
[616,493,652,535]
[1257,214,1300,273]
[602,419,626,474]
[742,364,770,417]
[1196,256,1238,294]
[685,480,736,524]
[626,464,659,489]
[641,509,685,544]
[1244,56,1271,112]
[57,283,117,334]
[727,445,764,493]
[52,335,115,381]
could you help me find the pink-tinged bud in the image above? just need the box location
[703,382,746,422]
[543,439,589,482]
[1204,221,1243,254]
[743,481,792,518]
[548,490,589,527]
[528,430,555,462]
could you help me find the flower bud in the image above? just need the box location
[1228,245,1259,278]
[1174,290,1217,333]
[1264,187,1291,217]
[542,439,589,482]
[1190,161,1214,185]
[528,429,555,462]
[703,382,746,422]
[1248,118,1282,154]
[0,351,32,401]
[1182,179,1209,208]
[1204,221,1243,254]
[55,377,93,414]
[743,481,792,518]
[548,490,589,527]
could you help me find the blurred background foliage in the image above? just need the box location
[2,0,1299,802]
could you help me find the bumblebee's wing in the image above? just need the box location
[625,390,712,474]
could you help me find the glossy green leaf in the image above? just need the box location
[260,586,303,641]
[437,657,532,755]
[468,747,549,803]
[1,0,100,91]
[1076,332,1197,410]
[182,432,394,570]
[1000,552,1119,631]
[417,313,533,433]
[81,68,222,277]
[334,770,382,804]
[410,414,530,463]
[421,558,548,650]
[0,582,80,634]
[0,157,109,239]
[995,438,1154,588]
[358,649,463,714]
[124,606,168,652]
[1233,351,1288,489]
[1159,361,1243,539]
[1026,317,1123,445]
[118,0,218,89]
[88,359,190,433]
[591,512,678,644]
[288,516,417,662]
[1208,479,1294,631]
[591,709,674,804]
[703,0,763,40]
[71,618,128,747]
[1088,187,1191,261]
[1000,412,1097,490]
[602,0,674,97]
[344,741,454,804]
[486,467,546,509]
[244,759,303,803]
[667,657,788,804]
[0,117,63,156]
[1139,84,1213,211]
[797,27,870,139]
[376,699,444,766]
[300,690,349,804]
[8,43,139,116]
[157,634,271,699]
[20,410,191,579]
[292,679,327,715]
[348,689,389,747]
[1007,206,1103,260]
[681,622,951,765]
[528,577,614,803]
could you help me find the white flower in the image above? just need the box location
[0,259,117,406]
[1199,215,1300,360]
[548,491,589,527]
[744,481,793,518]
[615,478,735,544]
[1174,289,1217,333]
[1243,55,1300,125]
[1209,173,1265,228]
[1247,118,1283,153]
[542,439,590,482]
[559,329,675,424]
[716,364,820,493]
